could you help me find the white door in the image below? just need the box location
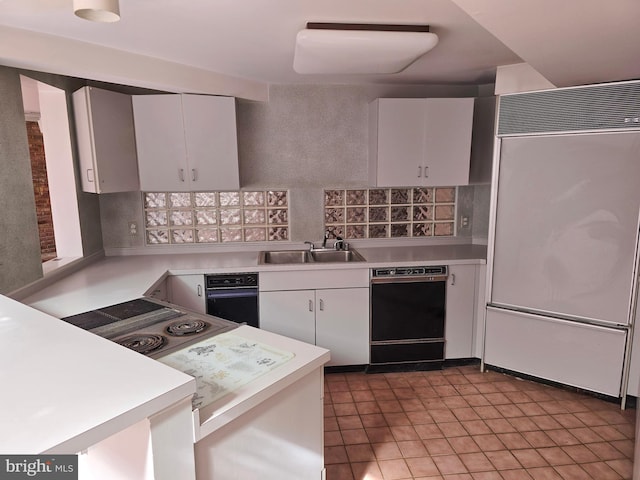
[423,98,473,186]
[491,132,640,325]
[181,95,239,191]
[445,265,476,359]
[374,98,426,187]
[168,275,206,313]
[259,290,316,345]
[485,307,626,396]
[133,95,188,191]
[316,288,369,366]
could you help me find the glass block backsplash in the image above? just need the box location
[144,191,289,244]
[324,187,456,239]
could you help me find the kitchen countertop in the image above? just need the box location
[4,242,483,455]
[186,325,329,441]
[22,243,486,319]
[0,295,196,454]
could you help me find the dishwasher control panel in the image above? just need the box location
[372,265,447,278]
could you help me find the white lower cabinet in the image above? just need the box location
[168,275,206,313]
[259,269,370,367]
[445,264,477,359]
[260,288,369,366]
[259,290,316,345]
[315,288,369,366]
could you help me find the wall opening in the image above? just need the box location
[21,76,83,268]
[25,119,57,262]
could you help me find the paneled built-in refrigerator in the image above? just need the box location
[484,81,640,400]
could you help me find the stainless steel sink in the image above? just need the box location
[310,249,366,263]
[258,248,365,264]
[258,250,311,264]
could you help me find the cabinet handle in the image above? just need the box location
[450,273,456,286]
[191,168,197,182]
[179,168,185,182]
[86,168,94,183]
[319,299,324,311]
[417,166,422,178]
[425,166,429,178]
[308,300,313,312]
[197,284,202,297]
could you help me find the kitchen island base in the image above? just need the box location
[194,367,324,480]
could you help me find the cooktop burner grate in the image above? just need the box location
[116,333,167,355]
[166,319,209,336]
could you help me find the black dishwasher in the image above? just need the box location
[369,266,447,371]
[205,273,259,328]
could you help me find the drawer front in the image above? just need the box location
[260,268,369,291]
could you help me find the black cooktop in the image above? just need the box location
[62,298,166,330]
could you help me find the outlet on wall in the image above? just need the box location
[459,215,470,229]
[129,221,138,236]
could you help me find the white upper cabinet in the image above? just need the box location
[132,94,240,192]
[72,86,140,193]
[369,97,475,187]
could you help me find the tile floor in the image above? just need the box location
[324,365,635,480]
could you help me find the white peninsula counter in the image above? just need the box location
[0,295,198,479]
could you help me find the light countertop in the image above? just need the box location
[4,242,484,454]
[22,243,486,319]
[0,295,196,454]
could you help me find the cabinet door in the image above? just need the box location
[133,95,189,191]
[168,275,206,313]
[370,98,474,187]
[72,87,139,193]
[445,264,476,359]
[259,290,316,345]
[182,95,240,190]
[316,288,369,366]
[423,98,474,186]
[371,98,426,187]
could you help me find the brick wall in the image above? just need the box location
[26,121,57,262]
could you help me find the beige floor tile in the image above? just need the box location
[424,438,455,456]
[432,454,468,475]
[378,458,412,480]
[372,441,403,460]
[397,440,429,458]
[580,461,624,480]
[458,452,494,472]
[324,368,634,480]
[346,443,377,463]
[342,428,370,445]
[326,462,355,480]
[351,461,384,480]
[484,450,521,470]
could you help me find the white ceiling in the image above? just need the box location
[0,0,638,92]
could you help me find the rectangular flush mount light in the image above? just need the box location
[293,23,438,75]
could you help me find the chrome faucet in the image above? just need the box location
[322,230,330,249]
[334,236,345,251]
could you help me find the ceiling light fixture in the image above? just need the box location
[73,0,120,23]
[293,22,438,75]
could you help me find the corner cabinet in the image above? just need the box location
[445,264,478,359]
[259,269,370,367]
[132,94,239,192]
[167,274,206,314]
[369,97,475,187]
[72,86,140,193]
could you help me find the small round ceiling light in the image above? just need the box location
[74,0,120,23]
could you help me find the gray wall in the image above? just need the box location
[100,82,482,248]
[0,66,109,293]
[0,67,43,292]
